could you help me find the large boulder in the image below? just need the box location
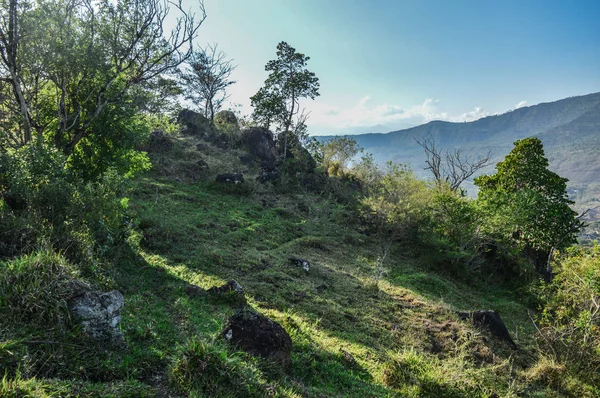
[69,290,125,343]
[240,127,277,170]
[221,309,292,370]
[178,109,212,137]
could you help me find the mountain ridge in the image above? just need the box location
[316,91,600,219]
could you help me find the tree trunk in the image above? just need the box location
[6,0,32,144]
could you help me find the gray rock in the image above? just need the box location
[240,127,277,170]
[69,290,124,342]
[289,256,310,272]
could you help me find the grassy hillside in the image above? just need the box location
[4,131,597,397]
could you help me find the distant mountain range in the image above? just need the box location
[317,92,600,221]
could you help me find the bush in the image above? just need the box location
[0,145,130,266]
[536,243,600,382]
[169,338,268,397]
[0,251,79,334]
[422,187,484,274]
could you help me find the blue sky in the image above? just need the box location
[183,0,600,135]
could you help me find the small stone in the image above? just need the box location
[289,256,310,272]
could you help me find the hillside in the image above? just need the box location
[319,92,600,222]
[5,127,600,397]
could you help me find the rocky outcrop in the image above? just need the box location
[69,290,124,343]
[240,127,277,170]
[178,109,212,137]
[221,309,292,370]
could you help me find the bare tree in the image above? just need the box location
[415,137,491,191]
[180,43,236,122]
[0,0,206,154]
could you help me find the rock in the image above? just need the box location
[207,280,244,296]
[69,290,124,342]
[256,169,281,184]
[178,109,212,136]
[458,310,516,347]
[147,130,173,152]
[185,284,206,297]
[220,309,292,370]
[215,173,244,184]
[289,256,310,272]
[340,348,357,368]
[240,127,277,170]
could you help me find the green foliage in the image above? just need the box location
[537,243,600,380]
[0,0,200,177]
[251,41,319,132]
[250,41,319,164]
[169,338,267,397]
[360,162,429,239]
[0,145,129,264]
[475,138,582,269]
[0,251,77,333]
[319,136,363,177]
[67,101,152,180]
[214,109,241,141]
[423,187,486,273]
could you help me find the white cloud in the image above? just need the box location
[515,100,528,109]
[307,96,492,134]
[455,107,491,122]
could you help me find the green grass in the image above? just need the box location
[1,133,597,397]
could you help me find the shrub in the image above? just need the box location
[536,243,600,383]
[0,251,79,334]
[0,145,130,265]
[169,338,267,397]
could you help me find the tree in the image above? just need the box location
[415,137,491,192]
[250,41,319,159]
[320,136,362,176]
[0,0,205,160]
[474,137,583,278]
[180,44,236,122]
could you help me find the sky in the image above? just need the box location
[177,0,600,135]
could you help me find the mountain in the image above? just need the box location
[318,92,600,218]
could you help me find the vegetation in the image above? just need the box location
[0,1,598,396]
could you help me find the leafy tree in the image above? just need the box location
[180,44,236,122]
[0,0,204,173]
[475,137,582,277]
[320,136,362,176]
[250,41,319,159]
